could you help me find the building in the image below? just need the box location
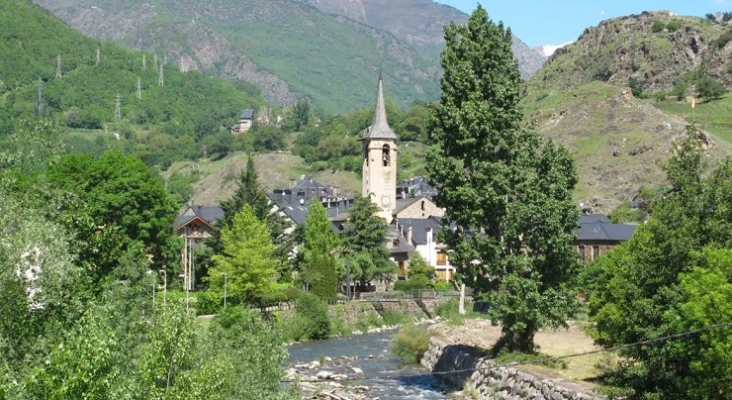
[361,73,398,222]
[231,109,254,134]
[394,195,444,220]
[396,217,455,282]
[575,214,637,263]
[396,176,439,201]
[173,205,224,290]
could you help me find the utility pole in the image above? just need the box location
[55,54,62,78]
[142,54,147,70]
[96,47,100,66]
[114,94,121,120]
[137,77,142,100]
[158,64,164,87]
[36,77,44,120]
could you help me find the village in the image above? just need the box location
[173,75,639,297]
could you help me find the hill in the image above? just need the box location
[0,0,266,169]
[301,0,547,78]
[33,0,443,114]
[526,11,732,98]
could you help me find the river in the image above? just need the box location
[288,331,454,399]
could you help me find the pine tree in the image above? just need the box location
[208,155,294,264]
[302,200,340,298]
[341,196,395,286]
[208,205,281,303]
[426,5,580,352]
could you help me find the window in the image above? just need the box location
[421,200,425,211]
[382,144,390,167]
[578,245,586,263]
[592,245,600,260]
[436,251,447,266]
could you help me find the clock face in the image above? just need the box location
[381,196,391,206]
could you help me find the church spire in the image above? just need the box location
[361,73,398,141]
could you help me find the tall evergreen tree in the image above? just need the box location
[426,5,580,352]
[341,196,396,286]
[301,200,340,298]
[207,155,294,266]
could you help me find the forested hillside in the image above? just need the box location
[0,0,267,169]
[33,0,442,114]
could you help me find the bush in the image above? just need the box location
[433,281,453,292]
[671,81,688,100]
[390,323,434,364]
[665,20,683,32]
[393,275,432,291]
[696,76,727,100]
[628,77,645,99]
[382,311,412,326]
[608,204,646,223]
[651,21,665,33]
[435,298,461,320]
[295,293,331,340]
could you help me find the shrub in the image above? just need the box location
[608,204,645,224]
[696,76,727,100]
[671,81,688,100]
[433,281,453,292]
[435,298,461,320]
[716,29,732,50]
[651,21,665,33]
[393,275,432,291]
[665,20,683,32]
[390,323,434,364]
[295,293,331,340]
[382,311,412,326]
[628,77,645,99]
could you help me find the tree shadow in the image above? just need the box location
[428,343,489,388]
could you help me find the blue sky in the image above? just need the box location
[439,0,729,47]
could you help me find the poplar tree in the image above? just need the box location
[302,200,340,298]
[426,5,580,352]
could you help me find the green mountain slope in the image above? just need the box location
[0,0,264,165]
[33,0,441,114]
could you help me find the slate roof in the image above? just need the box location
[398,217,444,245]
[396,176,439,200]
[361,73,398,141]
[240,109,254,119]
[576,214,637,242]
[173,205,224,230]
[394,196,425,215]
[387,225,414,256]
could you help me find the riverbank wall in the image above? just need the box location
[421,337,603,400]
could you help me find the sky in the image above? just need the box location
[439,0,729,47]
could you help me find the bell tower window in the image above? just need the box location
[382,144,390,167]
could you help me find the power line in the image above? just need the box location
[284,321,732,383]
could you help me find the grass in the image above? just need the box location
[162,150,361,206]
[390,323,434,364]
[652,94,732,144]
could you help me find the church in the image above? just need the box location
[268,74,456,284]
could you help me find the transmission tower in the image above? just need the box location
[55,54,62,78]
[114,94,121,120]
[96,47,100,66]
[142,54,147,70]
[180,58,185,73]
[163,55,167,65]
[153,54,158,71]
[137,77,142,100]
[158,64,164,87]
[36,77,44,119]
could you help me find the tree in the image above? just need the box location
[425,5,580,352]
[292,99,311,131]
[589,131,732,398]
[208,205,282,304]
[696,76,727,101]
[301,200,340,298]
[340,196,396,286]
[209,155,294,264]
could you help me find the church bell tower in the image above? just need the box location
[361,74,397,222]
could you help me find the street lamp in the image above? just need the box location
[159,270,167,305]
[220,272,228,309]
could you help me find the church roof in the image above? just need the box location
[361,73,398,141]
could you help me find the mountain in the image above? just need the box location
[522,11,732,212]
[301,0,547,79]
[535,42,573,57]
[0,0,266,168]
[526,11,732,97]
[32,0,445,114]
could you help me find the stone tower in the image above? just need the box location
[361,74,397,222]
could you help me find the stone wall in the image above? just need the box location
[421,337,603,400]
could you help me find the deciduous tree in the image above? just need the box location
[426,5,580,352]
[208,204,282,304]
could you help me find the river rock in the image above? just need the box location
[316,370,334,380]
[332,374,348,381]
[351,367,364,374]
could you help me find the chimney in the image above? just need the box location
[407,224,413,245]
[332,185,339,197]
[289,178,296,188]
